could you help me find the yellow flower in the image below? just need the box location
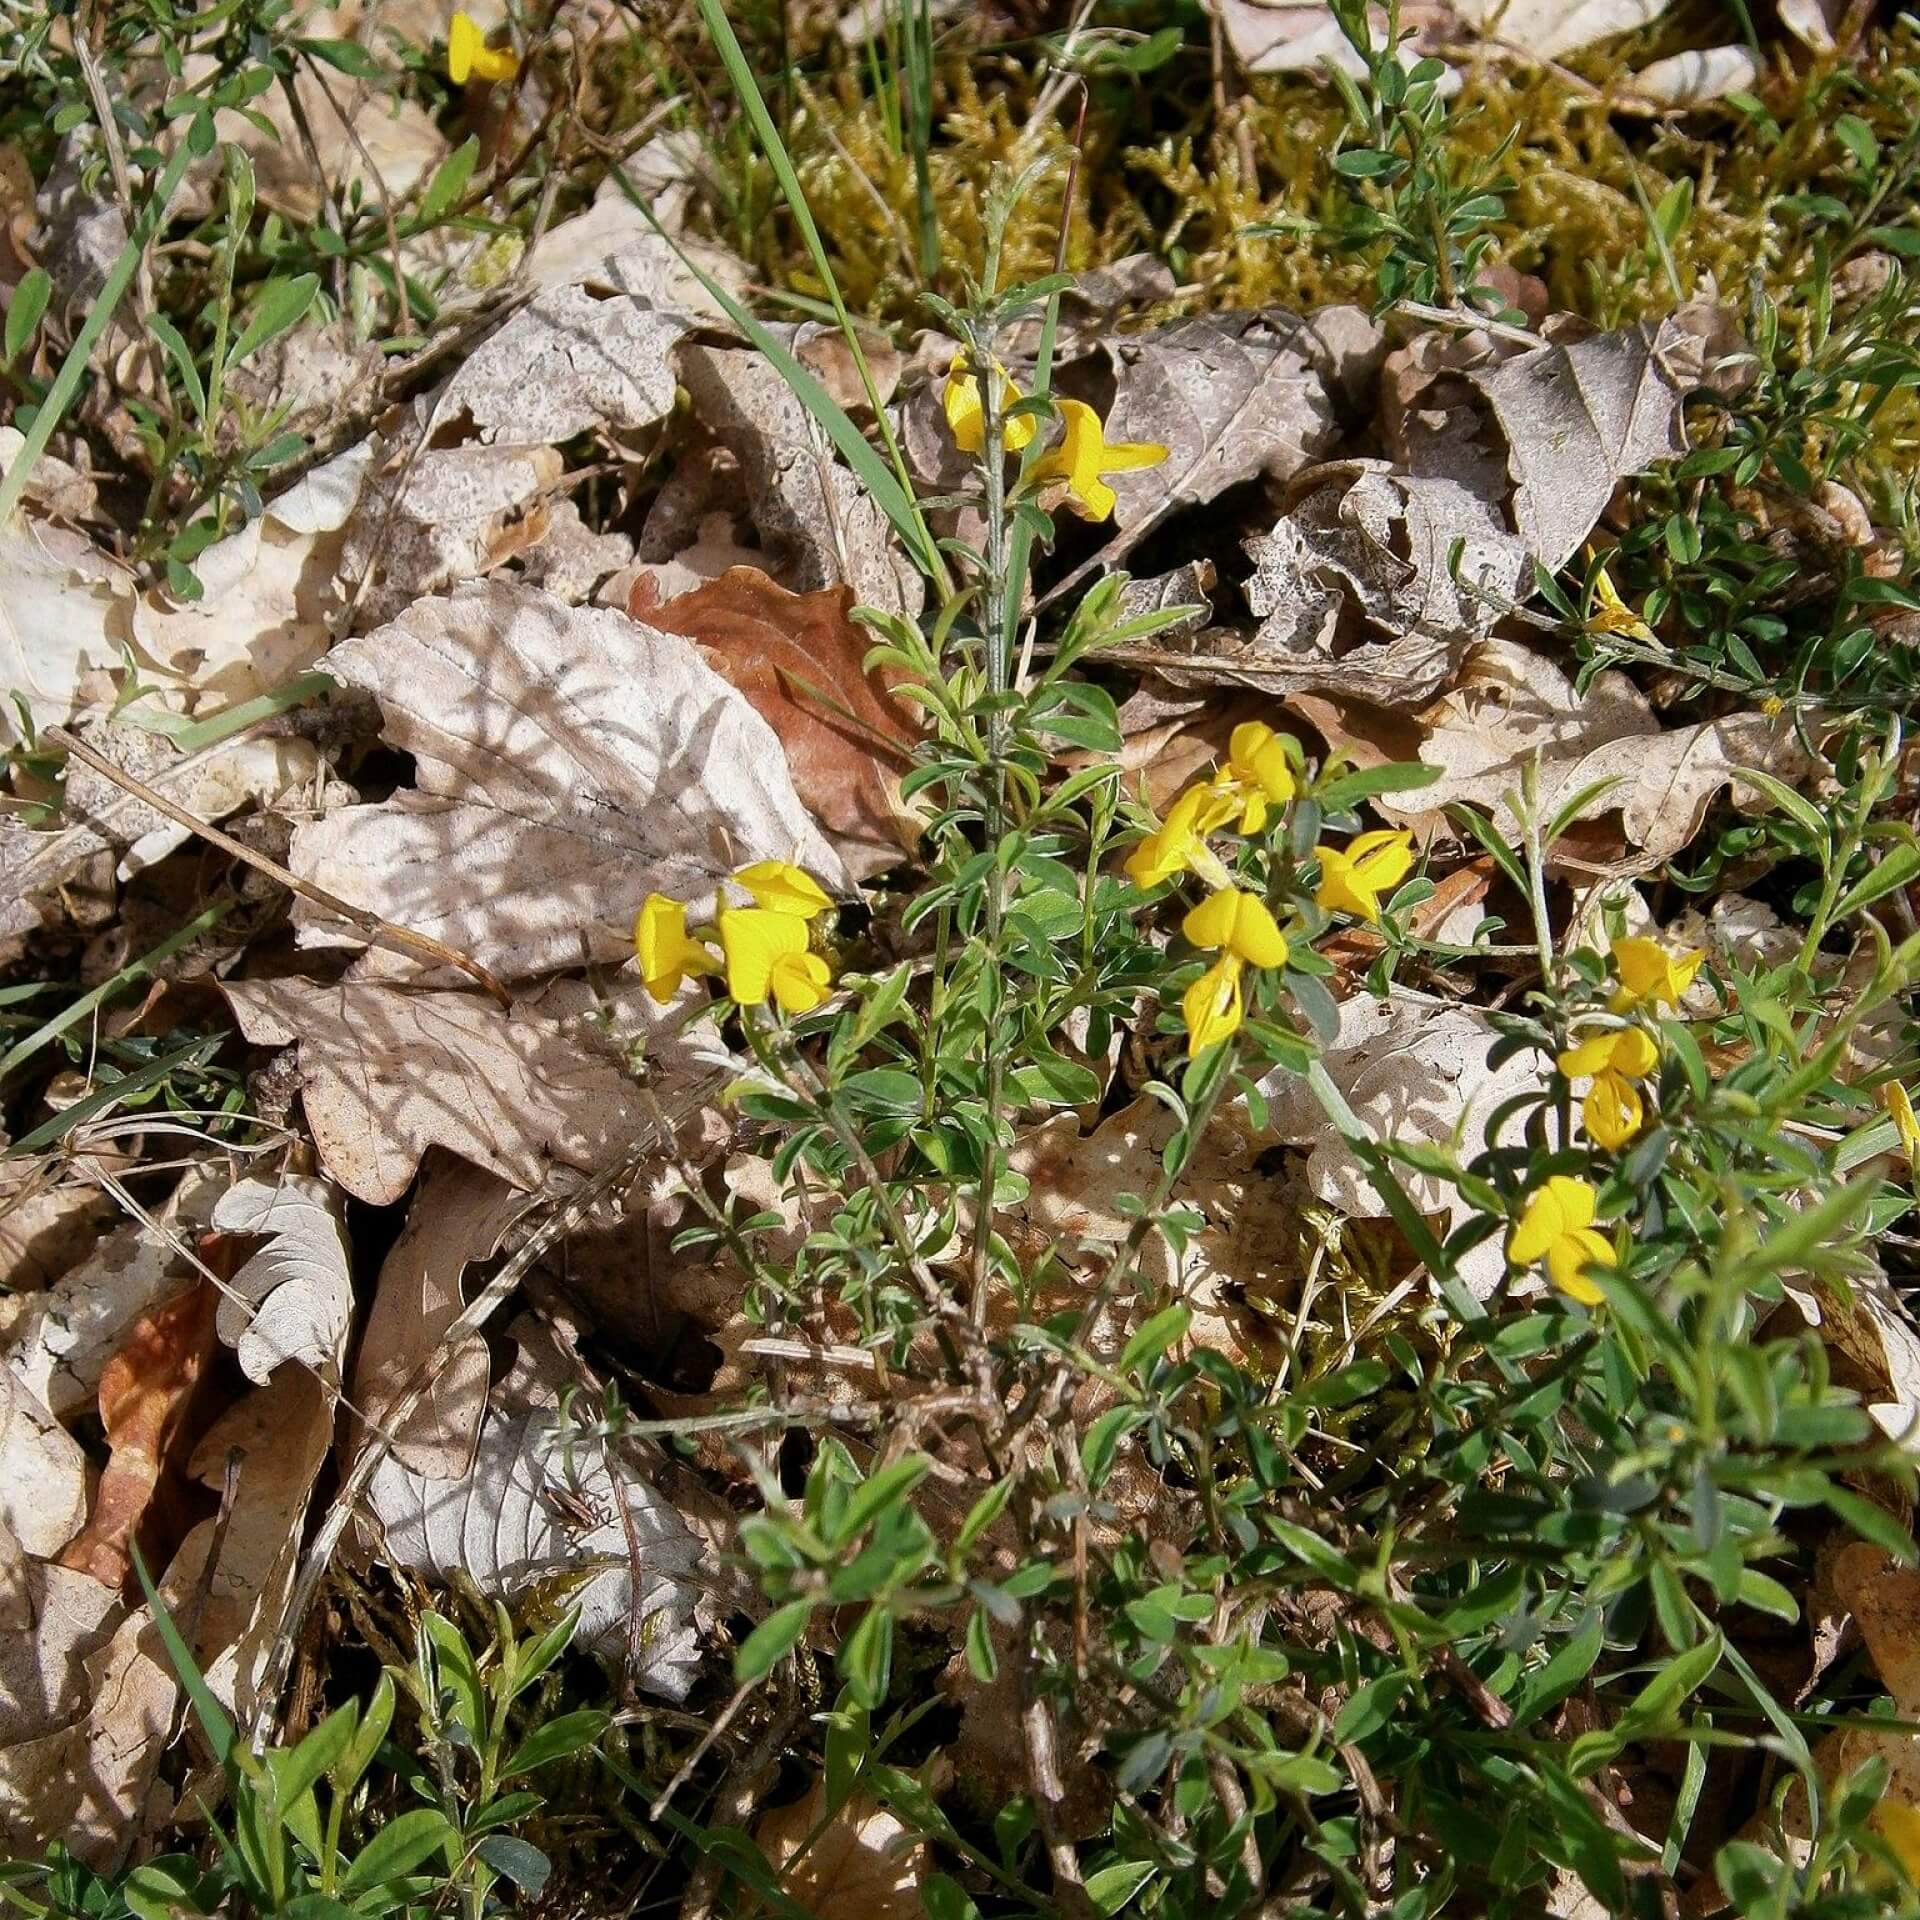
[1211,721,1296,834]
[1031,398,1168,522]
[1586,563,1655,644]
[1608,936,1705,1013]
[717,908,831,1014]
[943,354,1036,457]
[635,894,717,1005]
[1558,1027,1659,1150]
[1877,1799,1920,1882]
[1183,886,1290,970]
[1508,1175,1616,1307]
[1884,1080,1920,1163]
[1124,782,1236,891]
[735,859,832,920]
[1183,954,1245,1051]
[448,11,518,84]
[1314,830,1415,924]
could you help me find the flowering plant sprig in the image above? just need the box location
[636,859,836,1015]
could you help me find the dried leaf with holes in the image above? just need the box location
[364,1320,704,1695]
[287,582,849,981]
[634,566,919,879]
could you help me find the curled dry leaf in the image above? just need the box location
[635,566,918,879]
[1381,639,1814,875]
[364,1320,703,1696]
[1256,988,1549,1299]
[350,1152,527,1478]
[208,1175,354,1387]
[678,344,925,618]
[1239,461,1528,704]
[219,961,731,1207]
[1467,305,1743,570]
[1448,0,1672,58]
[56,1283,217,1590]
[752,1784,931,1920]
[289,582,850,980]
[1623,44,1763,108]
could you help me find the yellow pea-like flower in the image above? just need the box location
[1030,398,1168,522]
[735,859,832,921]
[1182,886,1290,970]
[1124,781,1236,891]
[634,894,716,1005]
[1313,830,1415,924]
[1608,936,1704,1013]
[718,908,831,1014]
[1586,563,1656,644]
[1508,1175,1616,1307]
[1183,954,1245,1052]
[1884,1080,1920,1164]
[1213,720,1296,834]
[448,11,518,84]
[942,354,1036,457]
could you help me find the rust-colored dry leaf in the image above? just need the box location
[752,1785,930,1920]
[57,1283,217,1590]
[636,566,917,878]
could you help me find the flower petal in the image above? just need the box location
[718,907,806,1006]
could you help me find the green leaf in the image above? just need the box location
[130,1547,235,1765]
[1831,840,1920,921]
[338,1809,455,1893]
[502,1709,608,1777]
[272,1703,359,1815]
[833,1455,931,1545]
[735,1598,814,1682]
[226,274,321,370]
[1729,766,1829,845]
[297,35,385,76]
[1333,148,1405,179]
[5,268,51,366]
[507,1607,581,1701]
[839,1604,894,1709]
[417,137,479,226]
[475,1834,550,1897]
[1118,1305,1190,1377]
[1084,1860,1158,1914]
[1315,761,1441,813]
[1509,1611,1604,1725]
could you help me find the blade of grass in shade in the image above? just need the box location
[0,903,226,1083]
[689,0,926,526]
[0,136,195,530]
[612,170,946,590]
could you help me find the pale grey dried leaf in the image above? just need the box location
[1241,461,1528,703]
[219,963,730,1207]
[366,1322,703,1696]
[443,288,690,448]
[1467,305,1738,569]
[513,498,634,604]
[1118,562,1216,645]
[0,1554,119,1745]
[1625,43,1761,107]
[350,1154,527,1479]
[0,1370,89,1560]
[1450,0,1672,57]
[1778,0,1844,49]
[1100,311,1340,528]
[1384,639,1814,873]
[289,582,849,979]
[678,344,924,618]
[0,511,134,747]
[1255,989,1547,1299]
[1209,0,1442,76]
[210,1175,354,1387]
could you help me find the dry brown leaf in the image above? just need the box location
[1467,306,1742,570]
[636,566,919,878]
[220,963,728,1207]
[57,1284,216,1590]
[1256,987,1548,1298]
[350,1152,526,1478]
[1208,0,1452,76]
[1098,310,1339,530]
[288,582,851,981]
[522,170,750,317]
[677,344,925,619]
[752,1785,931,1920]
[1382,640,1813,875]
